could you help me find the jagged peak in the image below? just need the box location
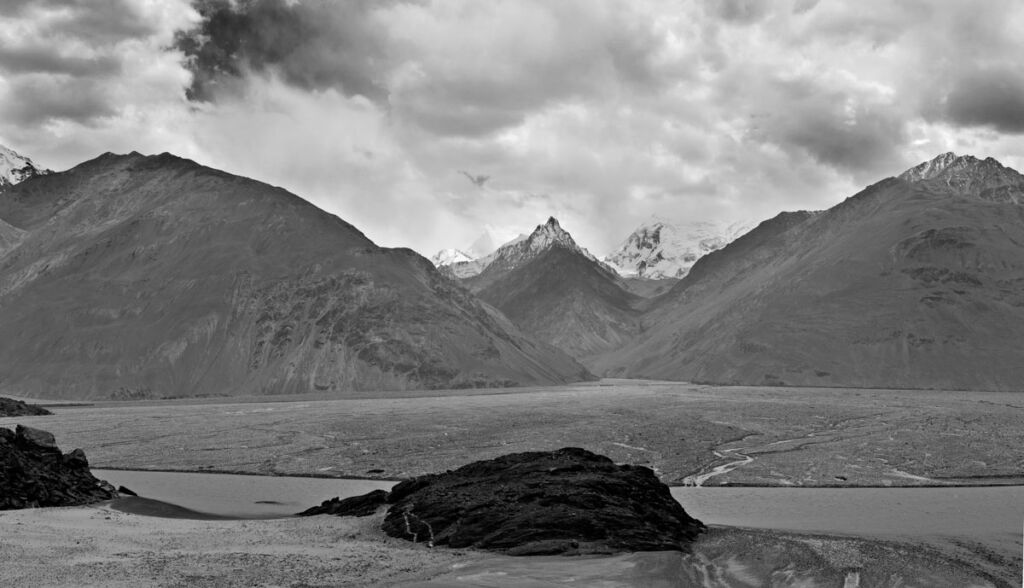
[897,152,1024,202]
[899,152,1017,182]
[524,216,583,253]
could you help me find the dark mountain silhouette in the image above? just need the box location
[597,153,1024,391]
[0,152,590,399]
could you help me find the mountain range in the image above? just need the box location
[3,145,1023,396]
[597,153,1024,391]
[0,151,588,399]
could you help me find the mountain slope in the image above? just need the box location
[0,152,590,399]
[598,153,1024,391]
[0,145,51,187]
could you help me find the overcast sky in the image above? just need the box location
[2,0,1024,256]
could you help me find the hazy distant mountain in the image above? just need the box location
[460,218,643,363]
[598,153,1024,392]
[603,219,753,279]
[0,145,51,187]
[0,152,590,399]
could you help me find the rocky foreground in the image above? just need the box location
[0,425,116,510]
[0,397,51,417]
[302,447,705,555]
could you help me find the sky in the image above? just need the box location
[1,0,1024,258]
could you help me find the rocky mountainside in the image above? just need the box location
[0,152,590,399]
[0,145,51,187]
[597,153,1024,391]
[603,219,753,279]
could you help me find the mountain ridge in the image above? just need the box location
[0,151,591,399]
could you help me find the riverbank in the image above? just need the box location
[0,504,1009,587]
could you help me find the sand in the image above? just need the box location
[0,504,475,588]
[0,505,1009,587]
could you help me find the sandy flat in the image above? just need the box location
[0,505,476,588]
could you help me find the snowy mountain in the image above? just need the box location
[430,248,473,267]
[603,219,754,279]
[0,145,51,187]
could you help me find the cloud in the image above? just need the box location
[0,0,195,131]
[382,0,673,138]
[174,0,391,103]
[3,0,1024,260]
[941,67,1024,134]
[712,0,770,24]
[0,76,117,126]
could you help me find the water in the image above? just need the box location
[95,468,1024,550]
[674,485,1024,542]
[93,469,395,518]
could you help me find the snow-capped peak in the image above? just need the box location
[0,145,51,187]
[603,218,754,279]
[430,248,473,267]
[898,152,1024,202]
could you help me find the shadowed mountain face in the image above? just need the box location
[457,218,644,365]
[0,152,590,399]
[598,153,1024,391]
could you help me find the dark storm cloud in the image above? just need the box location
[942,68,1024,134]
[174,0,391,103]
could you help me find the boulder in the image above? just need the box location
[0,425,117,510]
[304,447,705,555]
[0,397,52,417]
[298,489,388,517]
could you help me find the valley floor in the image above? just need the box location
[2,380,1022,586]
[6,380,1023,487]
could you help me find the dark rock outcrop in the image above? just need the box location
[0,425,117,510]
[305,448,704,555]
[298,489,389,517]
[0,397,52,416]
